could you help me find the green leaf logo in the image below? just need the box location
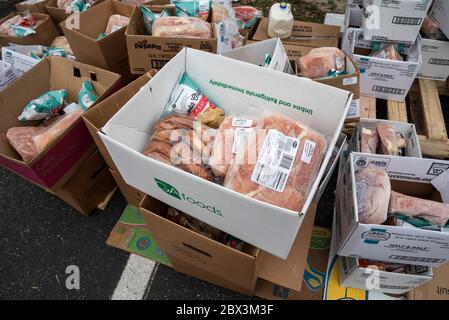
[155,178,181,200]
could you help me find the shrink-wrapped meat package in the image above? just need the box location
[223,114,327,212]
[152,16,212,38]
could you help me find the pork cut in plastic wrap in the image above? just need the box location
[6,126,45,162]
[355,166,391,224]
[377,123,397,155]
[143,114,217,181]
[223,115,327,212]
[389,191,449,227]
[209,116,258,178]
[0,15,22,36]
[152,17,212,38]
[52,36,74,56]
[33,108,83,152]
[298,47,346,79]
[105,14,130,35]
[360,127,379,154]
[370,45,403,61]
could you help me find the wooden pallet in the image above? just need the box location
[345,79,449,159]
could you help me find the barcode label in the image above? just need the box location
[151,59,169,69]
[392,16,422,25]
[232,127,253,154]
[372,85,406,95]
[251,129,299,193]
[232,117,253,127]
[379,284,412,290]
[300,140,316,164]
[428,58,449,66]
[389,255,446,264]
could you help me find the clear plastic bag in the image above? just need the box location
[152,16,212,38]
[298,47,346,79]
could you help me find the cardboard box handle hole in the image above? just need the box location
[182,242,212,258]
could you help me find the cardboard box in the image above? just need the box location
[2,45,41,76]
[53,149,117,215]
[83,70,157,171]
[126,5,217,74]
[107,204,172,266]
[0,56,121,190]
[255,226,331,300]
[345,28,422,101]
[348,119,422,157]
[409,260,449,300]
[61,0,134,79]
[0,12,59,47]
[362,0,432,44]
[98,47,352,258]
[222,38,294,74]
[16,0,50,14]
[430,0,449,39]
[45,0,106,24]
[340,255,433,294]
[140,196,262,295]
[252,17,340,48]
[110,168,144,207]
[336,152,449,267]
[418,38,449,81]
[0,60,17,91]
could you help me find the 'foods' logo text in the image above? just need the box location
[135,41,161,50]
[362,229,391,244]
[155,178,223,217]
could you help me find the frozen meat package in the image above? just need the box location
[223,114,327,212]
[152,16,212,38]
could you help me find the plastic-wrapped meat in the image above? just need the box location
[377,123,397,155]
[33,108,83,152]
[52,36,74,56]
[223,114,327,212]
[389,191,449,227]
[422,15,440,35]
[0,15,22,36]
[355,166,391,225]
[370,45,403,61]
[152,17,212,38]
[298,47,346,79]
[360,127,379,154]
[6,126,45,162]
[143,114,216,181]
[105,14,130,35]
[233,6,261,27]
[209,116,258,178]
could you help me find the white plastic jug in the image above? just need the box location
[267,2,293,39]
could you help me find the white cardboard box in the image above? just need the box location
[99,48,352,259]
[0,60,17,91]
[430,0,449,39]
[362,0,432,44]
[336,152,449,267]
[348,118,422,158]
[222,38,294,75]
[1,45,40,76]
[418,38,449,81]
[339,256,433,294]
[345,28,422,101]
[324,13,346,35]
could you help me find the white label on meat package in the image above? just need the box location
[343,77,358,86]
[232,117,253,127]
[356,179,366,213]
[251,129,299,193]
[301,140,316,164]
[232,127,253,154]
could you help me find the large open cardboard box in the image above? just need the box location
[61,0,134,80]
[125,4,217,74]
[45,0,107,24]
[98,48,352,258]
[0,12,59,47]
[0,56,121,190]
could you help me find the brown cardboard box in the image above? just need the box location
[139,196,318,296]
[252,17,339,47]
[45,0,106,24]
[82,70,156,171]
[139,196,262,296]
[110,168,144,207]
[0,56,121,190]
[54,149,117,215]
[61,0,134,79]
[409,261,449,300]
[0,12,59,47]
[126,5,217,73]
[16,0,50,14]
